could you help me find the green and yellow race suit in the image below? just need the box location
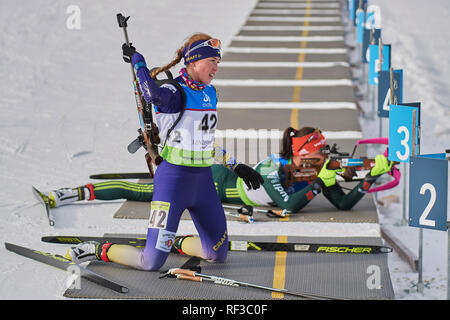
[90,154,379,213]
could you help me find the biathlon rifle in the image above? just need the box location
[282,137,401,193]
[116,13,163,178]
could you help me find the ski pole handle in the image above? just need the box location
[267,209,287,217]
[116,13,131,44]
[169,268,202,282]
[169,268,196,277]
[176,274,202,282]
[116,13,136,80]
[116,13,129,28]
[224,211,254,223]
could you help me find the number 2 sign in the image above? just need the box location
[409,155,448,231]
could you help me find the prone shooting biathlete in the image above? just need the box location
[46,127,395,213]
[63,33,264,271]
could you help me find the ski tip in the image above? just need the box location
[31,186,44,198]
[4,242,22,253]
[31,185,44,193]
[5,242,17,248]
[380,246,393,253]
[31,186,54,225]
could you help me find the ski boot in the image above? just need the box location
[46,184,95,208]
[66,241,113,264]
[45,188,80,208]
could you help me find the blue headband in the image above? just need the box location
[183,40,221,65]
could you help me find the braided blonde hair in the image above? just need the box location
[150,33,213,78]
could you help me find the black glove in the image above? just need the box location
[122,43,136,63]
[234,163,264,190]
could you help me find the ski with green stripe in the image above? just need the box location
[42,235,393,254]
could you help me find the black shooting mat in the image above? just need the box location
[63,235,394,300]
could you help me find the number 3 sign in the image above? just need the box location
[388,104,420,162]
[409,155,448,231]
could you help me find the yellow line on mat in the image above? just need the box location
[273,2,312,299]
[272,235,288,299]
[286,1,311,223]
[290,0,311,129]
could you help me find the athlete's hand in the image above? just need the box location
[317,160,343,188]
[122,43,136,63]
[369,154,394,177]
[234,164,264,190]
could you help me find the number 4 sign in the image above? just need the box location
[409,155,448,231]
[378,69,403,118]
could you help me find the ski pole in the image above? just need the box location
[224,210,254,223]
[222,204,288,218]
[164,268,345,300]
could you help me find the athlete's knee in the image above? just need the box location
[140,257,166,271]
[207,249,228,263]
[140,249,169,271]
[140,229,175,271]
[206,237,228,262]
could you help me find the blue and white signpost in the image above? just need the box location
[362,4,381,63]
[362,29,381,64]
[389,103,420,223]
[366,4,381,30]
[388,103,420,163]
[355,6,365,75]
[368,39,390,119]
[409,154,448,231]
[389,103,425,293]
[356,7,365,45]
[358,4,380,101]
[350,0,368,26]
[368,42,390,86]
[378,68,403,118]
[409,154,449,297]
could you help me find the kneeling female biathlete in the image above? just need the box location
[65,34,263,271]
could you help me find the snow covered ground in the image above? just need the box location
[0,0,449,300]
